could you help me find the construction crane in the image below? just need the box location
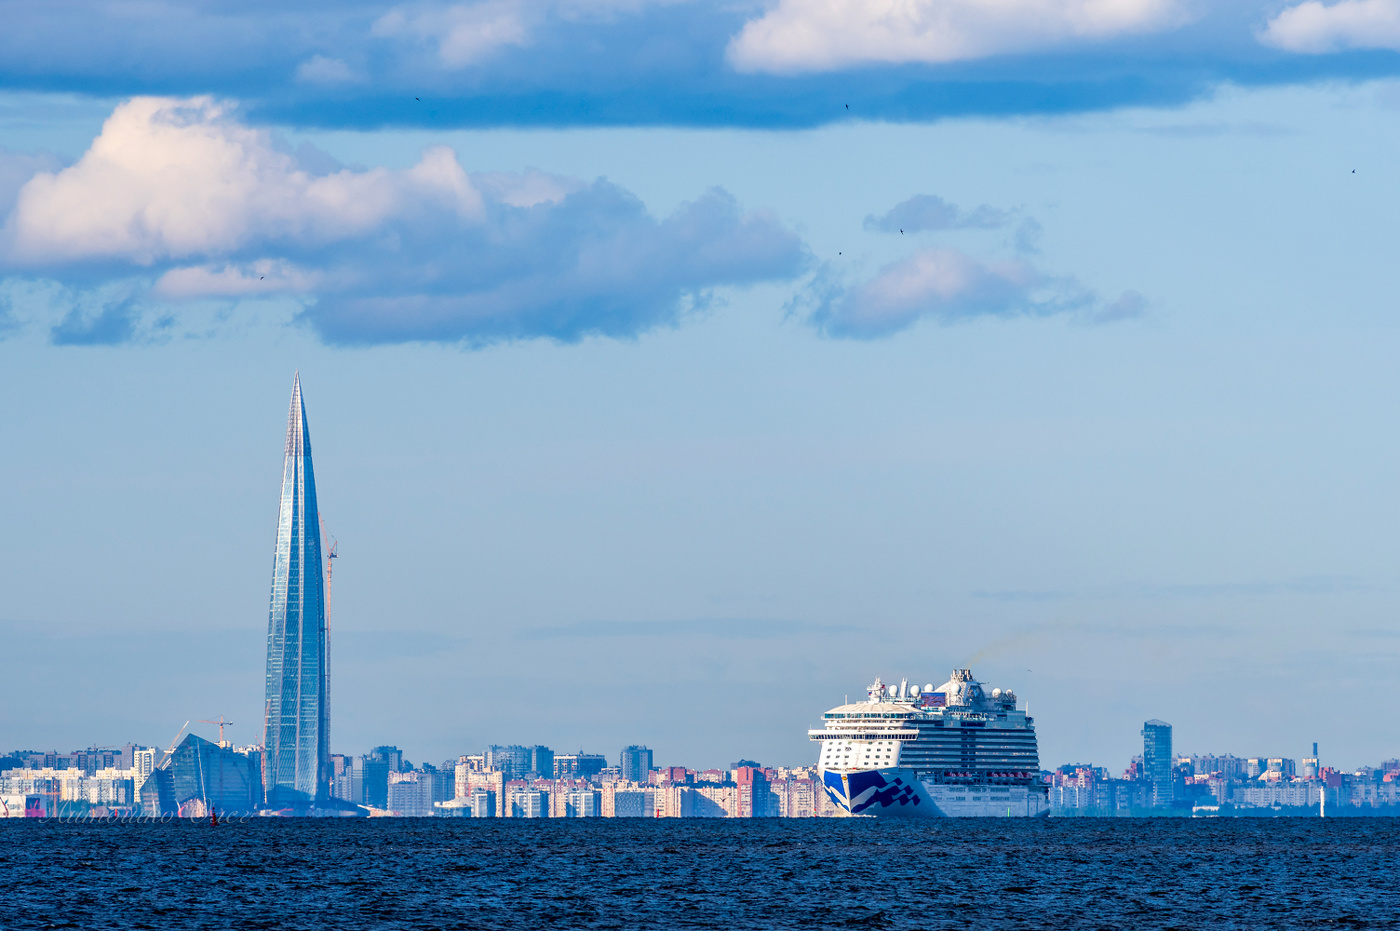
[321,517,338,625]
[160,721,190,768]
[320,514,337,747]
[199,716,234,746]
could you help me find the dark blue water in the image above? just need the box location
[2,818,1397,929]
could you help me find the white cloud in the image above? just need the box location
[0,148,63,219]
[1261,0,1400,53]
[370,0,690,69]
[801,245,1137,338]
[5,97,483,266]
[294,55,360,86]
[373,1,535,67]
[727,0,1186,73]
[811,247,1049,336]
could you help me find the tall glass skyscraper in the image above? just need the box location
[1142,719,1174,808]
[262,373,329,808]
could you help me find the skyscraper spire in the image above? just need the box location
[262,372,329,808]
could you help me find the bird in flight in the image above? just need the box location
[1352,169,1356,173]
[900,229,904,234]
[416,97,420,101]
[260,276,265,280]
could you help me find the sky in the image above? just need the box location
[3,0,1400,775]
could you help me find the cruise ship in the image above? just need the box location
[812,669,1049,817]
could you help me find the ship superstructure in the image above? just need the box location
[811,669,1049,817]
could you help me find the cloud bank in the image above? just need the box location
[0,2,1395,129]
[1,97,807,346]
[1262,0,1400,53]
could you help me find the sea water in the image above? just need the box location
[2,817,1396,929]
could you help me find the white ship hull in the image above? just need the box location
[821,767,1050,818]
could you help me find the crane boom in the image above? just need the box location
[198,716,234,746]
[161,721,190,767]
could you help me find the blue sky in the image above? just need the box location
[3,0,1400,773]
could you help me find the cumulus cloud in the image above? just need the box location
[1261,0,1400,52]
[864,194,1013,233]
[6,97,485,266]
[798,246,1139,338]
[728,0,1187,72]
[1,96,807,346]
[0,149,63,220]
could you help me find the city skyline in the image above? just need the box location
[12,718,1400,819]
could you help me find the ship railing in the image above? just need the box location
[807,730,919,740]
[933,771,1041,786]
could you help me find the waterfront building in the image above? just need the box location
[434,797,474,817]
[1235,781,1319,808]
[771,775,821,817]
[620,746,652,783]
[330,754,353,802]
[421,765,454,808]
[543,782,599,817]
[1142,720,1173,807]
[485,745,531,777]
[355,746,401,809]
[735,766,775,817]
[139,734,259,816]
[387,772,427,816]
[600,783,651,817]
[454,755,486,797]
[528,746,554,779]
[509,787,546,818]
[385,771,435,816]
[1187,754,1247,782]
[379,766,454,816]
[468,787,495,818]
[457,770,506,816]
[553,753,608,780]
[563,789,598,817]
[262,373,330,809]
[133,748,157,786]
